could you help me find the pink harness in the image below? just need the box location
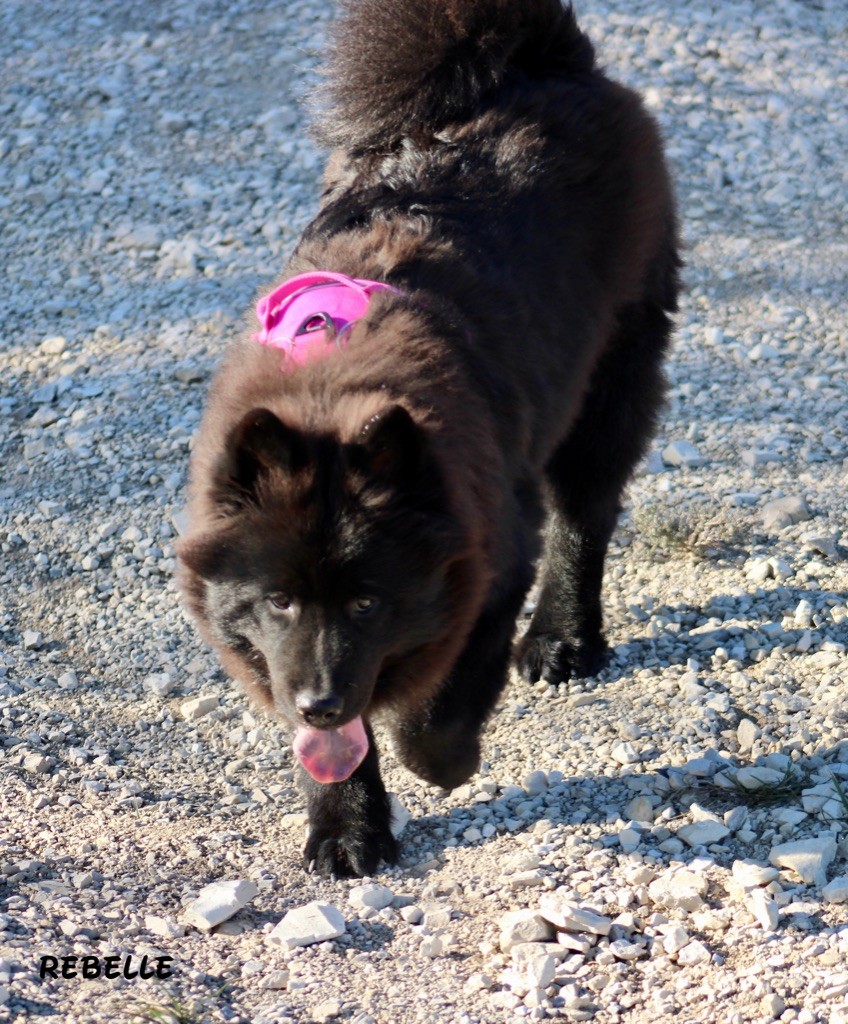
[253,271,401,369]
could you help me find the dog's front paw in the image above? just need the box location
[304,823,398,879]
[515,630,608,683]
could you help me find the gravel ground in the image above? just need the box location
[1,1,847,1022]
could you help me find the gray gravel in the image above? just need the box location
[2,1,847,1022]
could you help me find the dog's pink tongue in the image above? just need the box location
[292,716,368,784]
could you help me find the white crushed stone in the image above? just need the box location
[538,896,613,936]
[268,901,347,949]
[182,879,259,932]
[769,836,837,887]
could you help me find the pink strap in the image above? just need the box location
[254,271,400,369]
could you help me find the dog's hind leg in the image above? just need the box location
[516,280,677,683]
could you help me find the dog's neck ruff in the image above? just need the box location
[253,271,400,369]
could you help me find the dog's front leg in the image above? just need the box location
[300,724,397,878]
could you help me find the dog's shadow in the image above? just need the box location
[401,733,848,875]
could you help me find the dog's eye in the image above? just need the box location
[266,593,293,614]
[349,596,379,617]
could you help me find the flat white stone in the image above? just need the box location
[40,335,68,355]
[498,910,555,951]
[734,766,787,790]
[180,694,219,721]
[268,901,346,948]
[822,876,848,903]
[771,807,808,828]
[609,939,646,961]
[677,939,711,966]
[745,558,774,582]
[183,879,259,932]
[510,942,567,964]
[724,806,749,832]
[762,495,810,531]
[508,870,547,890]
[678,820,730,848]
[538,896,612,936]
[145,915,185,939]
[663,440,707,468]
[144,672,177,698]
[731,860,779,888]
[261,970,290,991]
[769,836,836,887]
[22,631,43,650]
[349,883,395,911]
[648,868,709,913]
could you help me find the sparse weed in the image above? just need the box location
[132,993,206,1024]
[717,762,810,807]
[632,500,752,560]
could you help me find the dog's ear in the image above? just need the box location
[176,529,229,580]
[355,405,424,485]
[224,408,309,496]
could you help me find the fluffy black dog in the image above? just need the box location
[178,0,680,877]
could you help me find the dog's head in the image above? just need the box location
[177,404,467,729]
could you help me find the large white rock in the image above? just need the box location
[268,901,346,948]
[538,896,612,936]
[498,910,555,952]
[734,767,788,790]
[180,694,219,721]
[524,954,556,989]
[822,876,848,903]
[677,939,711,966]
[678,820,730,848]
[769,835,836,887]
[762,496,810,531]
[647,868,709,913]
[736,719,760,751]
[748,888,779,931]
[349,883,395,911]
[662,926,690,955]
[731,860,779,888]
[182,879,259,931]
[663,440,707,468]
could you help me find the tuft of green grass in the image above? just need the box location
[132,993,205,1024]
[717,762,810,807]
[827,770,848,818]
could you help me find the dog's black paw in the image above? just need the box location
[515,630,608,683]
[304,823,398,879]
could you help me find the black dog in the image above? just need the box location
[178,0,680,877]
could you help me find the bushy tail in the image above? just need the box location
[315,0,595,149]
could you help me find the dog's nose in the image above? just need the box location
[296,694,343,728]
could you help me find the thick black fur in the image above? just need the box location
[178,0,680,877]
